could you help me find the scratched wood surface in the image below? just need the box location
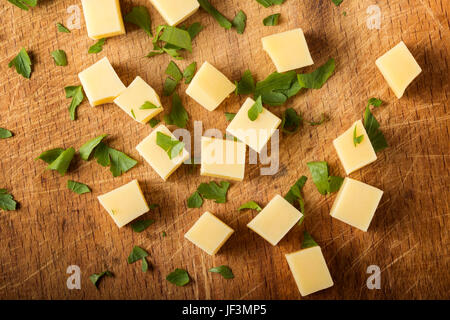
[0,0,449,300]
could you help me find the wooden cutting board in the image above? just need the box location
[0,0,449,299]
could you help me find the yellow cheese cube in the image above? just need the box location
[81,0,125,40]
[186,61,236,111]
[226,97,281,153]
[333,120,377,175]
[113,76,163,124]
[247,195,303,246]
[330,177,383,232]
[78,57,126,107]
[285,246,334,296]
[184,211,234,255]
[376,41,422,98]
[136,125,190,181]
[262,28,314,72]
[149,0,200,26]
[97,180,150,228]
[200,137,246,181]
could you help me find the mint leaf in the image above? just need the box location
[156,132,185,160]
[8,0,37,11]
[363,105,388,153]
[65,85,84,121]
[183,62,197,84]
[301,231,318,249]
[88,38,106,54]
[235,70,255,95]
[127,246,149,264]
[248,96,263,121]
[0,189,17,211]
[166,268,190,286]
[198,0,232,30]
[79,134,107,160]
[8,48,32,79]
[297,58,335,89]
[238,201,262,212]
[57,22,70,33]
[131,219,155,233]
[197,181,230,203]
[263,13,280,26]
[353,124,364,146]
[0,128,13,139]
[281,108,302,134]
[164,92,189,128]
[255,0,285,8]
[307,161,343,195]
[284,176,307,215]
[125,6,152,36]
[232,10,247,34]
[67,180,91,194]
[225,112,236,121]
[209,265,234,279]
[187,191,203,208]
[51,49,67,66]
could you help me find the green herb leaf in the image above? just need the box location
[93,142,137,177]
[124,6,152,36]
[56,22,70,33]
[248,96,263,121]
[162,231,167,237]
[166,268,190,286]
[183,62,197,84]
[263,13,280,26]
[307,161,343,195]
[65,85,84,121]
[140,101,160,110]
[225,112,236,121]
[232,10,247,34]
[94,142,111,167]
[353,124,364,146]
[67,180,91,194]
[301,231,318,249]
[163,77,178,96]
[187,191,203,208]
[46,147,75,176]
[254,71,297,106]
[141,258,149,272]
[148,118,160,127]
[332,0,343,6]
[156,132,185,160]
[8,48,32,79]
[284,176,307,215]
[308,113,329,126]
[159,26,192,52]
[198,0,232,29]
[209,265,234,279]
[79,134,107,160]
[7,0,37,11]
[88,38,106,54]
[363,105,388,153]
[235,70,255,95]
[0,189,17,211]
[281,108,302,134]
[0,128,13,139]
[164,92,189,128]
[297,58,335,89]
[35,148,64,164]
[149,203,159,210]
[197,181,230,203]
[166,61,183,82]
[131,219,155,233]
[89,270,113,288]
[368,97,383,108]
[51,49,67,66]
[255,0,285,8]
[238,201,262,212]
[187,22,204,39]
[127,246,149,264]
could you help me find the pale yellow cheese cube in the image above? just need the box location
[81,0,125,40]
[97,179,149,228]
[200,137,246,181]
[184,211,234,255]
[376,41,422,98]
[78,57,126,107]
[113,76,163,124]
[226,97,281,153]
[330,177,383,232]
[333,120,377,175]
[247,195,303,246]
[136,125,190,181]
[186,61,236,111]
[285,246,334,296]
[149,0,200,26]
[262,28,314,72]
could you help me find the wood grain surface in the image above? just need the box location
[0,0,449,300]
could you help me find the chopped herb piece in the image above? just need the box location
[0,128,13,139]
[225,112,236,121]
[281,108,302,134]
[166,268,190,286]
[238,201,262,212]
[187,191,203,208]
[35,148,64,164]
[89,270,113,288]
[8,48,32,79]
[159,26,192,52]
[197,181,230,203]
[67,180,91,194]
[149,204,159,210]
[164,92,189,128]
[368,97,383,108]
[284,176,307,215]
[163,77,178,96]
[148,118,160,127]
[332,0,343,6]
[248,96,263,121]
[235,70,255,95]
[254,71,297,106]
[88,38,106,54]
[51,49,67,66]
[46,147,75,176]
[166,61,183,82]
[183,62,197,84]
[307,161,343,195]
[297,58,335,89]
[57,22,70,33]
[79,134,107,160]
[363,104,388,153]
[131,219,155,233]
[93,142,138,177]
[263,13,280,26]
[209,265,234,279]
[162,231,167,237]
[7,0,37,11]
[124,6,152,36]
[156,132,185,159]
[141,257,149,272]
[187,22,204,39]
[0,189,17,211]
[309,113,329,126]
[140,101,160,110]
[65,85,85,121]
[255,0,285,8]
[198,0,232,30]
[301,231,318,249]
[131,109,136,119]
[353,124,364,146]
[232,10,247,34]
[127,246,149,264]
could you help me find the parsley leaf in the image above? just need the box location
[89,270,113,288]
[56,22,70,33]
[45,147,75,176]
[255,0,285,8]
[281,108,303,134]
[332,0,343,6]
[164,92,189,128]
[225,112,236,121]
[232,10,247,34]
[353,124,364,146]
[301,231,318,249]
[51,49,67,66]
[183,62,197,84]
[363,105,388,153]
[148,118,160,127]
[254,71,297,106]
[238,201,262,212]
[0,128,13,139]
[65,85,85,121]
[156,132,185,160]
[284,176,307,214]
[79,134,107,160]
[187,191,203,208]
[159,26,192,52]
[131,219,155,233]
[308,113,329,126]
[187,22,204,39]
[0,189,17,211]
[166,61,183,82]
[235,70,255,95]
[368,97,383,107]
[127,246,149,264]
[263,13,281,26]
[198,0,232,30]
[140,101,160,110]
[93,142,138,177]
[248,96,263,121]
[67,180,91,194]
[141,257,149,272]
[297,58,335,89]
[7,0,37,11]
[209,265,234,279]
[166,268,190,286]
[307,161,343,195]
[8,48,32,79]
[35,148,64,164]
[197,181,230,203]
[88,38,106,54]
[124,6,152,36]
[163,77,178,96]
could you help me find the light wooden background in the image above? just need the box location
[0,0,449,300]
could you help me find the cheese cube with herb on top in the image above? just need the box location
[149,0,200,26]
[330,177,383,232]
[78,57,126,106]
[185,211,234,255]
[375,41,422,98]
[136,125,189,181]
[200,137,246,181]
[286,246,334,296]
[247,195,303,246]
[333,120,377,175]
[97,180,149,228]
[262,28,314,73]
[114,76,163,124]
[226,97,281,153]
[186,61,236,111]
[81,0,125,40]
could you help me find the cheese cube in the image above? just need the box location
[113,76,163,124]
[136,125,190,181]
[330,177,383,232]
[285,246,334,296]
[184,211,234,255]
[200,137,246,181]
[333,120,377,175]
[262,28,314,73]
[97,180,149,228]
[81,0,125,40]
[186,61,236,111]
[78,57,126,106]
[375,41,422,99]
[247,195,303,246]
[226,97,281,153]
[149,0,200,26]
